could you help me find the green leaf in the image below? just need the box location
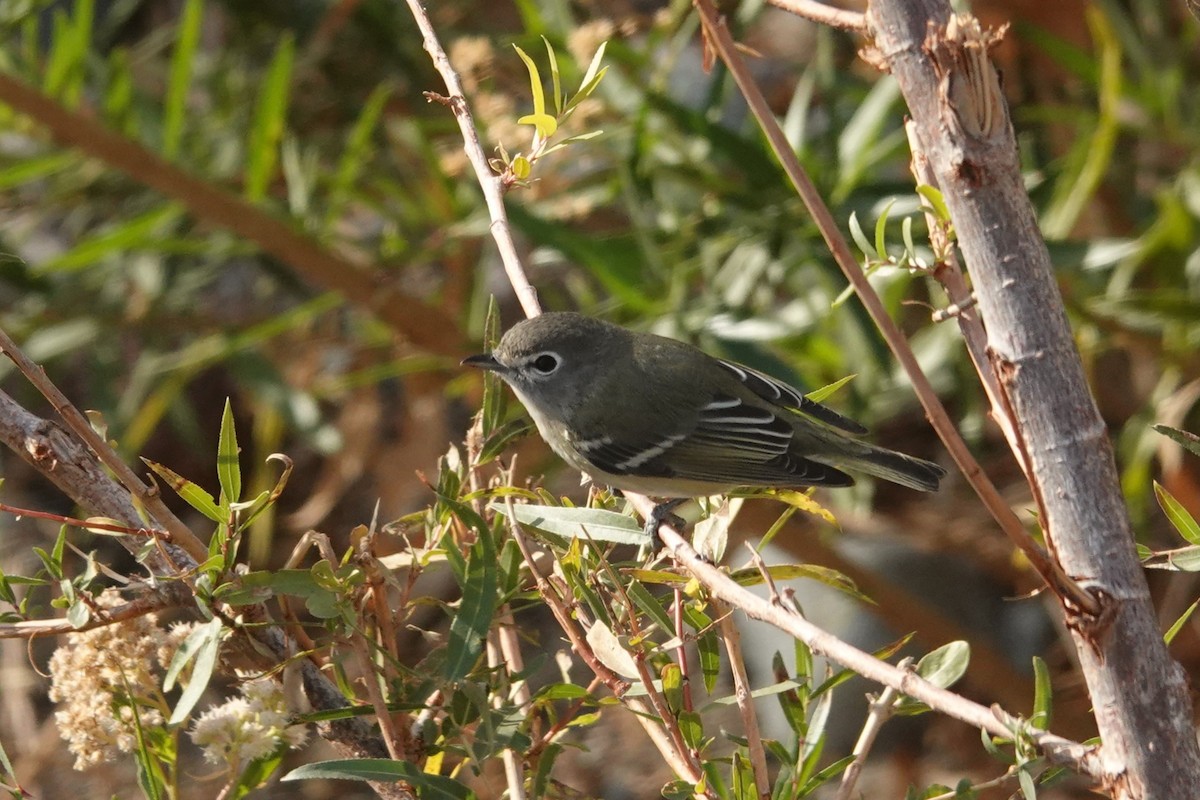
[517,113,558,138]
[217,398,242,504]
[727,563,869,604]
[514,45,555,138]
[38,204,182,272]
[142,458,223,522]
[444,532,498,681]
[1031,656,1052,730]
[624,578,675,634]
[848,211,875,259]
[490,502,646,545]
[874,198,895,261]
[164,0,203,159]
[682,605,720,693]
[245,33,295,202]
[563,41,608,115]
[1154,481,1200,545]
[326,82,393,229]
[167,617,224,725]
[1165,597,1200,645]
[542,36,562,115]
[804,374,856,404]
[916,184,950,223]
[282,760,475,798]
[1154,425,1200,460]
[916,641,970,690]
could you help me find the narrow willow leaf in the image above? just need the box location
[916,640,970,690]
[282,760,475,798]
[443,534,498,681]
[38,205,182,272]
[1154,481,1200,545]
[542,36,562,114]
[217,398,241,504]
[325,82,393,228]
[916,184,950,222]
[586,619,640,679]
[1031,655,1052,730]
[167,618,224,725]
[514,45,555,137]
[1154,424,1200,459]
[164,0,203,159]
[490,502,646,545]
[143,458,223,522]
[624,577,675,634]
[1165,597,1200,645]
[874,198,895,261]
[804,374,857,404]
[848,211,874,259]
[245,33,295,202]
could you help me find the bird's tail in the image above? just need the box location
[836,444,946,492]
[811,431,950,494]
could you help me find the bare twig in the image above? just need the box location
[0,585,191,639]
[690,0,1098,617]
[763,0,865,31]
[487,628,528,800]
[403,0,541,319]
[349,631,405,761]
[0,325,207,563]
[834,660,910,800]
[714,600,770,799]
[904,120,1027,475]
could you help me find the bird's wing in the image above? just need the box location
[714,359,867,435]
[573,392,854,488]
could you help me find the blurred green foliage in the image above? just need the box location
[2,0,1200,796]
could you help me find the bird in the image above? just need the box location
[463,312,945,543]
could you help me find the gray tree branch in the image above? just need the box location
[865,3,1200,797]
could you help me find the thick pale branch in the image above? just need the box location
[690,0,1097,616]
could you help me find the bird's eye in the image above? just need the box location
[531,353,560,374]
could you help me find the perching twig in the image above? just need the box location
[628,494,1104,781]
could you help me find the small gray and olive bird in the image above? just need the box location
[463,313,945,539]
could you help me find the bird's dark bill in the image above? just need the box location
[461,353,501,370]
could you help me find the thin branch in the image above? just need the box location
[0,325,207,562]
[0,585,191,639]
[403,0,541,319]
[0,74,460,358]
[904,120,1027,475]
[690,0,1099,617]
[715,600,770,799]
[487,628,528,800]
[349,630,405,762]
[627,494,1105,782]
[834,662,909,800]
[763,0,865,31]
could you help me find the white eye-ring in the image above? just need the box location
[529,352,561,375]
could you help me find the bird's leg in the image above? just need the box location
[644,498,688,553]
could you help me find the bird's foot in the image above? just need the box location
[644,499,688,554]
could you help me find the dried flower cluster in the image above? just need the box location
[190,675,308,767]
[48,593,306,777]
[47,592,172,770]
